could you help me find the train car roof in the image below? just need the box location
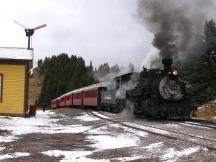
[51,97,60,102]
[60,82,110,97]
[72,82,110,93]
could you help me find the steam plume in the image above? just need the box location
[137,0,215,59]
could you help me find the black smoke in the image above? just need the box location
[137,0,215,59]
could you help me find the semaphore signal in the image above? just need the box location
[14,20,47,49]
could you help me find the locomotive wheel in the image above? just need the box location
[111,106,121,113]
[116,104,124,113]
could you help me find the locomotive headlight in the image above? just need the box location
[172,69,178,76]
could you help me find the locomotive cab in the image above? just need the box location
[100,72,139,113]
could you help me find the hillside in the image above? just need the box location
[196,102,216,122]
[28,73,43,108]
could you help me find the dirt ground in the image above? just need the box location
[0,108,215,162]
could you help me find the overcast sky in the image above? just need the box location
[0,0,154,68]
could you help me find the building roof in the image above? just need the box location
[0,47,34,60]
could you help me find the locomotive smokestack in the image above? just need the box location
[162,58,173,75]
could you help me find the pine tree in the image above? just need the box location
[205,20,216,61]
[178,19,216,104]
[36,53,96,106]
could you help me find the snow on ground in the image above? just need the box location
[73,113,99,121]
[0,110,91,142]
[0,152,30,160]
[110,142,163,161]
[0,110,210,161]
[42,150,107,162]
[0,135,19,143]
[88,134,140,150]
[0,147,5,151]
[84,123,142,150]
[85,125,113,135]
[113,156,144,161]
[144,142,163,150]
[160,147,201,162]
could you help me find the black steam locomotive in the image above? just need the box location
[101,58,194,118]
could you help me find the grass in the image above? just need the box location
[196,102,216,122]
[196,111,216,122]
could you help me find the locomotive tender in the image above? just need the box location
[51,58,194,118]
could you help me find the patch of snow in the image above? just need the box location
[73,113,99,121]
[123,122,170,135]
[0,136,19,143]
[144,142,163,150]
[88,134,140,150]
[85,125,112,135]
[42,150,108,162]
[114,156,144,161]
[0,152,30,160]
[197,106,204,111]
[202,147,209,151]
[0,111,57,135]
[131,130,148,137]
[0,110,92,142]
[0,147,5,151]
[36,110,56,115]
[0,47,33,60]
[160,147,200,162]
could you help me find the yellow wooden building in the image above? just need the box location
[0,47,33,116]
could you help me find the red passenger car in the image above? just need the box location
[51,82,109,109]
[59,95,66,107]
[73,90,83,106]
[83,84,106,107]
[65,91,73,106]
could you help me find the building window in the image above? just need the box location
[0,74,3,102]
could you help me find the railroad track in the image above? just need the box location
[89,111,216,151]
[183,120,216,129]
[167,118,216,129]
